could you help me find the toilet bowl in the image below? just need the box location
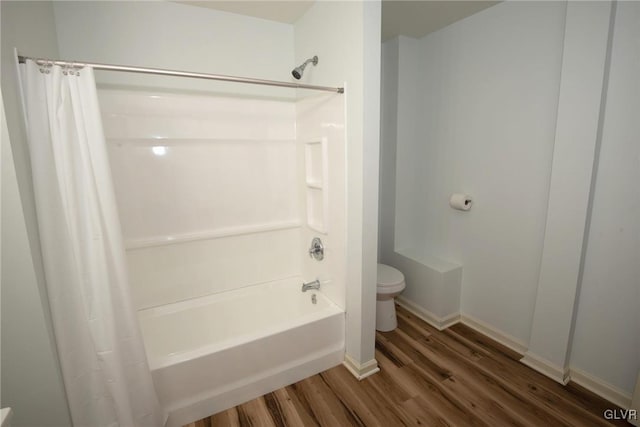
[376,263,406,332]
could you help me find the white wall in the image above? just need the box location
[0,1,71,425]
[569,0,640,397]
[381,0,639,405]
[295,1,381,373]
[387,1,566,343]
[1,90,71,427]
[52,1,295,97]
[393,36,425,252]
[378,38,399,261]
[524,0,614,383]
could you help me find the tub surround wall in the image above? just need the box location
[99,89,302,308]
[101,92,298,240]
[126,229,301,309]
[297,93,347,310]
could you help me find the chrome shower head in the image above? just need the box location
[292,56,318,80]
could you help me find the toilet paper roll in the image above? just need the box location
[449,193,472,211]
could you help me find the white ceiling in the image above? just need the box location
[382,1,499,41]
[176,1,500,40]
[176,1,314,24]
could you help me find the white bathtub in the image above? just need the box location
[138,277,345,427]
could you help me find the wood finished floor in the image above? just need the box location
[186,305,630,427]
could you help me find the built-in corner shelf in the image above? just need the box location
[304,138,328,234]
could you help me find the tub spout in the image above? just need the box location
[301,279,320,292]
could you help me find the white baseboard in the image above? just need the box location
[343,354,380,380]
[396,297,460,331]
[395,299,527,356]
[395,297,631,410]
[521,351,570,385]
[570,367,632,409]
[459,314,528,355]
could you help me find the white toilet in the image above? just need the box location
[376,263,406,332]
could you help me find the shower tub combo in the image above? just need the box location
[100,88,347,426]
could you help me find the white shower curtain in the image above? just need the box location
[19,60,165,427]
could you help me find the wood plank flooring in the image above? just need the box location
[186,305,630,427]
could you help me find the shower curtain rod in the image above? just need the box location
[18,54,345,94]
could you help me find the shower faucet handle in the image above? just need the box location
[308,237,324,261]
